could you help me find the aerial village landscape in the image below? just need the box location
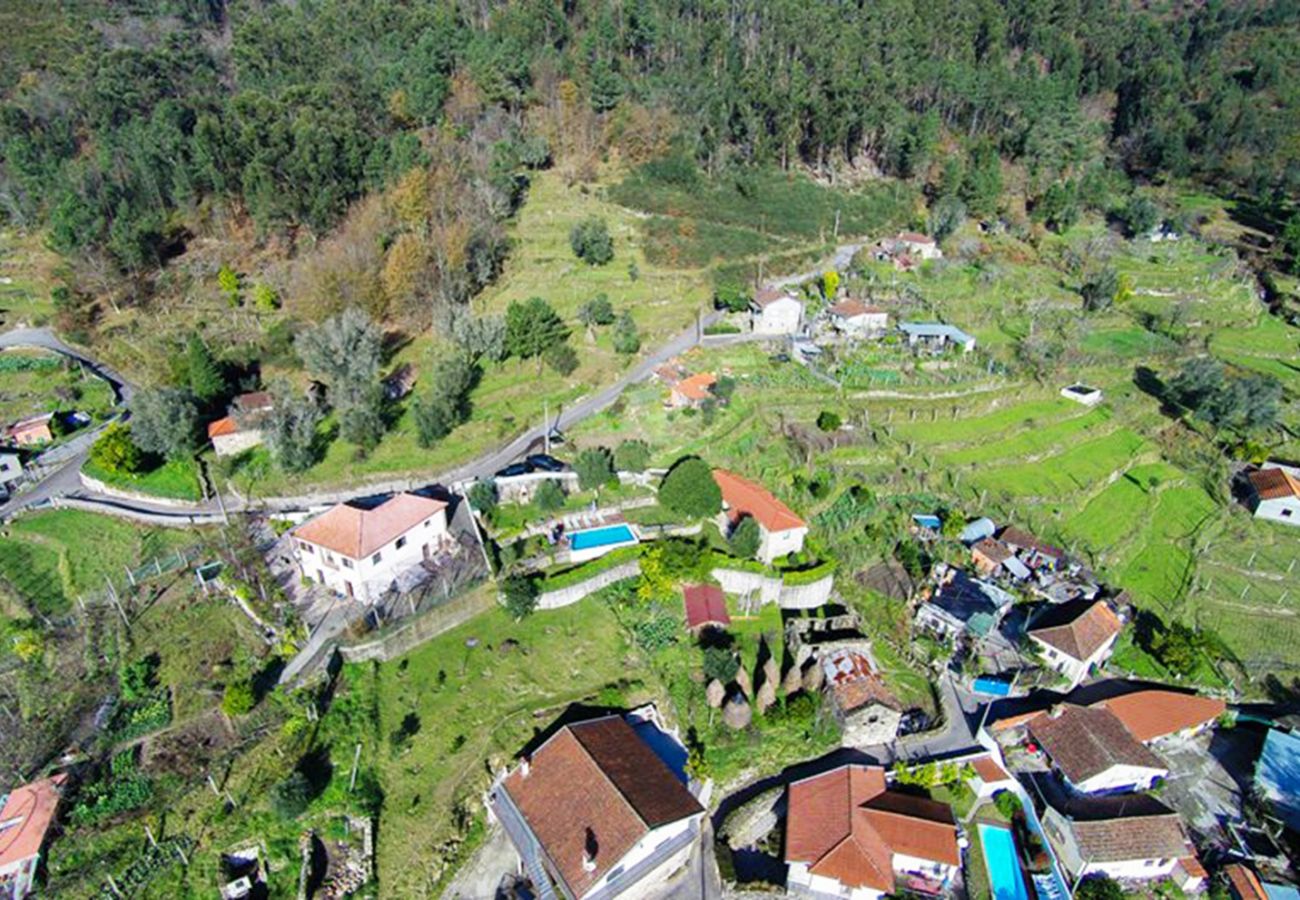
[0,3,1298,900]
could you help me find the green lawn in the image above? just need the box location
[968,429,1152,499]
[84,457,204,501]
[0,348,117,428]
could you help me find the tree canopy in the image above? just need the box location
[659,456,721,518]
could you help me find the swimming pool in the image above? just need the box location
[978,824,1029,900]
[570,524,637,551]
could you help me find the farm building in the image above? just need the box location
[488,711,705,900]
[682,583,730,633]
[898,322,975,353]
[915,567,1015,641]
[292,492,451,603]
[667,372,717,410]
[785,765,960,900]
[891,232,943,261]
[1025,599,1123,689]
[3,413,54,448]
[749,288,803,335]
[827,299,889,339]
[207,391,275,457]
[1246,463,1300,526]
[820,648,903,746]
[712,469,807,564]
[0,451,22,493]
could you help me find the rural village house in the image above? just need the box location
[0,774,67,900]
[1028,704,1169,795]
[891,232,942,261]
[0,452,22,493]
[3,413,53,448]
[712,469,808,564]
[1246,463,1300,526]
[682,583,730,634]
[785,765,960,900]
[750,288,804,335]
[827,299,889,339]
[667,372,717,410]
[899,323,976,354]
[1026,599,1124,689]
[207,391,275,457]
[820,648,903,746]
[489,711,705,900]
[292,492,450,604]
[1041,804,1190,884]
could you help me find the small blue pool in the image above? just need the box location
[974,676,1013,697]
[569,524,637,551]
[979,824,1029,900]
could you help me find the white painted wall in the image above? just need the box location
[892,852,957,882]
[1071,762,1167,795]
[1042,807,1178,884]
[582,815,701,899]
[786,862,885,900]
[296,507,449,603]
[1032,631,1119,690]
[832,313,889,339]
[1255,495,1300,526]
[753,297,803,335]
[212,429,264,457]
[0,854,38,899]
[759,525,808,564]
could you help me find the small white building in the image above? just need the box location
[207,391,274,457]
[899,322,976,353]
[1246,463,1300,527]
[489,710,705,900]
[1041,805,1188,884]
[0,452,23,491]
[1060,384,1103,406]
[292,492,450,603]
[786,765,960,900]
[893,232,943,261]
[1026,599,1123,690]
[1028,705,1168,795]
[750,287,804,335]
[827,299,889,339]
[713,469,807,564]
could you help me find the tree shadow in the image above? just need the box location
[1132,365,1180,417]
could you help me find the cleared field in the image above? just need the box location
[938,406,1113,467]
[967,429,1152,499]
[0,348,116,425]
[1063,462,1185,553]
[1114,485,1220,612]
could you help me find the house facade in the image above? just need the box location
[827,300,889,339]
[4,414,53,448]
[1246,463,1300,526]
[893,232,942,261]
[786,765,960,900]
[0,774,67,900]
[1041,806,1187,884]
[1026,599,1123,689]
[208,391,274,457]
[821,649,903,746]
[750,288,803,335]
[292,492,450,603]
[712,469,807,564]
[0,453,22,492]
[489,711,705,900]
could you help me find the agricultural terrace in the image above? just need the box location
[570,215,1300,686]
[0,347,116,426]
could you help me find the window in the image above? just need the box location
[342,559,353,569]
[1145,859,1157,868]
[1283,508,1294,518]
[424,519,432,528]
[607,866,624,882]
[299,542,313,554]
[371,552,382,565]
[396,536,407,550]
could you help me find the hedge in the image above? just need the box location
[781,559,837,586]
[540,545,644,591]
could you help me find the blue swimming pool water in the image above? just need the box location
[974,676,1013,697]
[979,824,1030,900]
[569,524,636,551]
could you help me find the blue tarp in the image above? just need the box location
[1256,729,1300,832]
[912,514,942,530]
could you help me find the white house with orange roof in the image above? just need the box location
[292,492,449,603]
[1026,598,1124,689]
[712,469,808,564]
[827,299,889,339]
[667,372,717,410]
[750,287,804,335]
[207,391,274,457]
[1246,462,1300,526]
[0,774,67,899]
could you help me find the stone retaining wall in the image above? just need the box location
[535,562,640,609]
[711,568,834,609]
[338,590,495,664]
[79,470,202,509]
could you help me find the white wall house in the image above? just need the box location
[490,711,705,900]
[1028,705,1168,795]
[0,774,66,900]
[207,391,275,457]
[899,322,976,353]
[893,232,943,260]
[1247,463,1300,526]
[827,300,889,339]
[0,452,22,492]
[750,288,804,335]
[293,492,449,603]
[1041,806,1187,885]
[1026,599,1123,690]
[712,469,807,564]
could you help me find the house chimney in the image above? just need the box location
[582,827,599,872]
[1048,704,1064,719]
[520,754,531,778]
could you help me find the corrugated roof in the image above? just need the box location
[502,717,701,897]
[0,774,67,869]
[1093,690,1225,743]
[1027,600,1122,662]
[713,469,805,533]
[822,650,902,715]
[294,493,446,559]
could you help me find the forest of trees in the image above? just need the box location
[1,0,1297,289]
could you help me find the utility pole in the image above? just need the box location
[543,399,550,455]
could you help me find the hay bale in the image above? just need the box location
[735,665,752,698]
[802,659,825,693]
[706,679,726,708]
[756,679,777,715]
[723,695,753,730]
[782,664,804,697]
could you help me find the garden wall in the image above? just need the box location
[536,561,640,609]
[79,470,201,509]
[338,590,495,664]
[711,568,834,609]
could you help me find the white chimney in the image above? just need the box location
[520,755,531,778]
[582,850,596,873]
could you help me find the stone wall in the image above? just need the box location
[79,470,202,509]
[711,568,834,610]
[535,562,640,609]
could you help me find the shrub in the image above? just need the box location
[993,789,1022,820]
[613,310,641,355]
[468,479,498,514]
[578,294,615,326]
[272,771,312,819]
[614,439,651,473]
[727,515,761,559]
[222,680,256,717]
[659,456,721,518]
[544,341,579,375]
[90,422,143,475]
[702,646,739,684]
[570,216,614,265]
[1075,876,1124,900]
[534,478,566,513]
[816,410,842,431]
[501,575,538,620]
[575,446,615,490]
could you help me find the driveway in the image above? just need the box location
[1159,728,1262,845]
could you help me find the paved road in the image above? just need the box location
[766,241,866,289]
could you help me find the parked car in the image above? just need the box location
[494,461,534,478]
[526,453,567,472]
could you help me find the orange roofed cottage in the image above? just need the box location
[668,372,717,410]
[0,774,67,900]
[207,391,274,457]
[292,492,449,603]
[712,469,808,564]
[785,765,961,900]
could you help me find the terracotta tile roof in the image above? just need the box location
[998,526,1065,561]
[1249,467,1300,501]
[673,372,717,402]
[294,492,447,560]
[1027,600,1122,662]
[990,710,1046,732]
[970,755,1011,784]
[830,299,886,318]
[713,469,805,533]
[682,584,730,630]
[6,413,54,437]
[0,774,67,869]
[207,415,239,439]
[972,538,1012,565]
[1177,854,1208,880]
[822,650,901,715]
[786,765,958,892]
[753,287,797,308]
[233,391,273,413]
[1093,690,1226,743]
[502,716,702,898]
[1068,811,1186,863]
[1028,704,1165,785]
[898,232,935,245]
[1225,863,1269,900]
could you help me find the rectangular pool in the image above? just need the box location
[570,524,637,551]
[978,824,1029,900]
